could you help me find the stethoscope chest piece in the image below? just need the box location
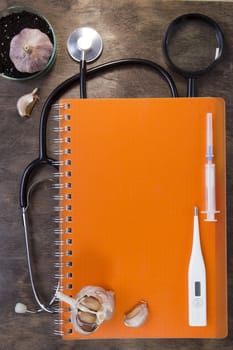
[67,27,103,62]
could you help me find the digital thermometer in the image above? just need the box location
[188,207,207,326]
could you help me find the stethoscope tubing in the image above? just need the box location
[39,58,178,158]
[20,58,178,209]
[22,206,57,313]
[39,58,178,159]
[80,59,87,98]
[19,57,178,314]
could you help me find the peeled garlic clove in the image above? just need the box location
[17,88,39,118]
[9,28,53,73]
[124,301,149,327]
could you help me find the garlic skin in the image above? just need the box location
[17,88,39,118]
[56,286,115,335]
[124,301,149,327]
[9,28,53,73]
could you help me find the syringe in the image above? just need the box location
[202,112,220,222]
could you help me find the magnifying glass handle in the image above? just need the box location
[187,77,196,97]
[80,59,87,98]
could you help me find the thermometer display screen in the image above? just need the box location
[195,281,201,296]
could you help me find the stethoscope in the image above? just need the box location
[16,13,224,315]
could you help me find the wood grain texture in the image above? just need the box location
[0,0,232,349]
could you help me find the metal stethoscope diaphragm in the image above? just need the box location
[67,27,103,63]
[67,27,103,98]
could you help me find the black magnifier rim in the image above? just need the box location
[162,13,224,77]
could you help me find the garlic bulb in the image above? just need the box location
[124,301,149,327]
[9,28,53,73]
[56,286,115,335]
[17,88,39,118]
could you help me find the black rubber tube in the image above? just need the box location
[20,57,178,208]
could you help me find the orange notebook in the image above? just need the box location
[55,97,227,339]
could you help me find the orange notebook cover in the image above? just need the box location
[56,97,227,339]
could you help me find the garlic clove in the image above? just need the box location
[78,311,97,324]
[9,28,53,73]
[17,88,39,118]
[79,295,102,312]
[77,321,98,334]
[124,301,149,327]
[73,310,98,335]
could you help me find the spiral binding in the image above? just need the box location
[52,103,74,336]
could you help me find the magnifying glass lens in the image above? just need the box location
[166,19,221,73]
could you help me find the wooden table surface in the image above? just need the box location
[0,0,232,349]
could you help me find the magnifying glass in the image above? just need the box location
[162,13,224,97]
[67,27,103,98]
